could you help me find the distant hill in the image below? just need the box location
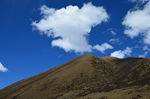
[0,54,150,99]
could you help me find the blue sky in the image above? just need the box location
[0,0,150,89]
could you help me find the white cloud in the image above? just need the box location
[0,62,8,72]
[139,52,148,57]
[93,43,113,53]
[32,3,109,53]
[110,47,132,58]
[122,1,150,44]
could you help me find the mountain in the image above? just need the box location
[0,54,150,99]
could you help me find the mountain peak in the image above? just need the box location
[81,53,94,57]
[1,55,150,99]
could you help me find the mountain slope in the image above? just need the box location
[0,54,150,99]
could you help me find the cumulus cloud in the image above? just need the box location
[93,43,113,53]
[110,47,132,58]
[32,3,109,53]
[0,62,8,72]
[122,1,150,44]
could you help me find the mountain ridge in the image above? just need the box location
[0,54,150,99]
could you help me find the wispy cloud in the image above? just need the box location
[110,47,132,58]
[109,38,121,44]
[129,0,149,3]
[93,43,113,53]
[102,28,117,36]
[139,52,148,57]
[129,0,150,3]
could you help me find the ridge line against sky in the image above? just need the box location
[1,0,150,89]
[1,0,150,74]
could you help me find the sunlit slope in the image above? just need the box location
[0,54,150,99]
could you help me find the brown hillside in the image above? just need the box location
[0,54,150,99]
